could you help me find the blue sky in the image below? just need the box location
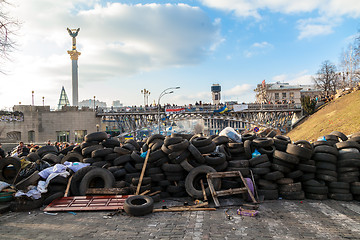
[2,0,360,109]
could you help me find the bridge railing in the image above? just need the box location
[96,103,301,114]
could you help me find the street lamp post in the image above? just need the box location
[141,89,150,106]
[93,96,96,111]
[158,87,180,134]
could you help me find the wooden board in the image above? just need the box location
[44,195,133,212]
[85,188,129,195]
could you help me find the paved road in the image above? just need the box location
[1,199,360,240]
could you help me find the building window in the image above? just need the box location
[74,130,87,143]
[28,130,35,143]
[56,131,69,143]
[290,92,294,99]
[282,92,286,99]
[274,93,279,100]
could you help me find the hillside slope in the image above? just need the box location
[286,90,360,141]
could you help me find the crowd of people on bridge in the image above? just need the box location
[5,140,76,158]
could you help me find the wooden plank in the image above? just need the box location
[200,179,207,202]
[86,188,129,195]
[206,174,220,207]
[140,190,150,196]
[207,171,239,178]
[237,171,257,204]
[153,208,216,212]
[148,190,161,196]
[215,188,247,197]
[136,149,151,195]
[64,176,73,197]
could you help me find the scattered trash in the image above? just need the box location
[251,149,261,158]
[237,208,259,217]
[15,186,42,200]
[44,211,58,216]
[219,127,242,143]
[225,209,233,220]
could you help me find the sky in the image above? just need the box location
[1,0,360,109]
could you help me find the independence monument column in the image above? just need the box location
[67,28,81,106]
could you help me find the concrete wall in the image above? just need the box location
[0,105,101,143]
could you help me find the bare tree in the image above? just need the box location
[0,0,19,73]
[313,60,338,96]
[339,39,360,89]
[353,32,360,82]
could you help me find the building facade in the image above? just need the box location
[255,82,322,105]
[0,105,102,144]
[79,99,107,109]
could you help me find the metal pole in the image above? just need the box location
[32,91,34,106]
[157,87,180,134]
[93,96,96,111]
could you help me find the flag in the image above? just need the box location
[213,104,230,114]
[262,80,266,88]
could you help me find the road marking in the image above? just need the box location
[309,202,360,233]
[341,202,360,215]
[283,201,336,239]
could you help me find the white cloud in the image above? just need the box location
[173,91,212,105]
[200,0,360,18]
[2,1,223,108]
[200,0,360,39]
[271,71,313,85]
[297,16,341,39]
[252,41,273,48]
[272,74,287,83]
[223,84,252,96]
[244,41,273,58]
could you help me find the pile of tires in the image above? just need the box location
[10,130,360,209]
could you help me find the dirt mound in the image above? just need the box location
[287,90,360,141]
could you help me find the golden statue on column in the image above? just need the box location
[67,27,81,106]
[67,28,81,60]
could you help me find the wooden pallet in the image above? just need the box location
[207,171,258,207]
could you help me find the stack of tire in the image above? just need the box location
[349,132,360,200]
[190,135,216,155]
[253,137,276,160]
[254,154,279,200]
[333,137,360,201]
[211,135,231,171]
[276,141,313,200]
[226,142,250,178]
[255,136,292,200]
[307,141,338,200]
[160,136,190,197]
[244,137,278,200]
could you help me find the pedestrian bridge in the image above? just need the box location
[96,104,302,136]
